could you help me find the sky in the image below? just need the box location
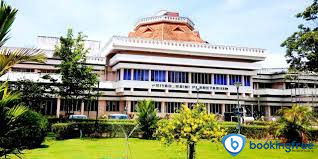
[5,0,312,68]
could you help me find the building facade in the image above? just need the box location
[2,11,318,120]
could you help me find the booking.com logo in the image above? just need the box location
[222,133,315,156]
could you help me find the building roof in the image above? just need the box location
[128,11,204,43]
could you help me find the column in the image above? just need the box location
[148,70,151,92]
[98,100,105,118]
[207,104,211,114]
[120,68,124,80]
[56,97,61,118]
[80,101,84,115]
[165,71,169,93]
[161,101,165,113]
[226,74,230,96]
[221,104,225,115]
[188,72,192,94]
[265,105,270,119]
[126,100,131,113]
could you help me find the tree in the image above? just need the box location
[272,105,317,143]
[54,29,98,117]
[136,100,159,139]
[12,79,55,113]
[0,0,17,47]
[0,0,46,157]
[281,0,318,72]
[155,104,225,159]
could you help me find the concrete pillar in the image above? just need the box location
[131,69,134,80]
[148,69,151,81]
[165,70,168,82]
[120,68,124,80]
[126,100,131,113]
[211,74,214,85]
[188,72,192,84]
[56,97,61,118]
[161,101,165,113]
[241,75,244,86]
[98,100,105,118]
[80,100,84,115]
[207,104,211,114]
[265,105,271,118]
[226,74,230,85]
[221,104,225,115]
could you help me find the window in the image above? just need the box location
[131,101,138,112]
[40,99,57,115]
[106,101,120,112]
[40,69,59,73]
[154,102,162,113]
[133,69,149,81]
[191,73,212,84]
[84,100,98,111]
[168,71,188,83]
[229,75,242,85]
[210,104,221,114]
[131,101,162,113]
[11,68,34,72]
[116,70,120,81]
[225,104,236,112]
[151,70,166,82]
[270,106,281,116]
[214,74,227,85]
[244,76,251,86]
[60,99,81,111]
[123,69,131,80]
[166,102,182,113]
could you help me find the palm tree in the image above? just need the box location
[273,105,317,143]
[0,0,46,157]
[136,100,159,139]
[0,0,17,47]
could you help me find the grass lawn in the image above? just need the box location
[9,138,317,159]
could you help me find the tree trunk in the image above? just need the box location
[188,143,196,159]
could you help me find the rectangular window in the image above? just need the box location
[133,69,149,81]
[214,74,227,85]
[151,70,166,82]
[123,69,131,80]
[168,71,188,83]
[84,100,98,111]
[244,76,251,86]
[154,102,162,113]
[60,99,81,111]
[225,104,236,112]
[229,75,242,85]
[131,101,138,112]
[270,106,281,116]
[210,104,221,114]
[191,73,212,84]
[106,101,120,112]
[166,102,182,113]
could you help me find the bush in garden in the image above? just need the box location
[271,105,316,143]
[14,110,48,148]
[51,121,140,140]
[155,104,225,159]
[136,100,158,139]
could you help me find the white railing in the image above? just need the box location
[107,36,265,55]
[136,15,195,28]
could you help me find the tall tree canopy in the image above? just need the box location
[281,0,318,72]
[54,29,98,115]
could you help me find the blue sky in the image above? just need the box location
[5,0,312,67]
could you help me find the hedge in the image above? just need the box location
[52,121,141,140]
[52,121,318,141]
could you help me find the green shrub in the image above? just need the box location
[14,110,48,148]
[52,121,140,140]
[222,125,270,139]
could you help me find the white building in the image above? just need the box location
[2,11,318,120]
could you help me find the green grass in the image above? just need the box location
[9,138,317,159]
